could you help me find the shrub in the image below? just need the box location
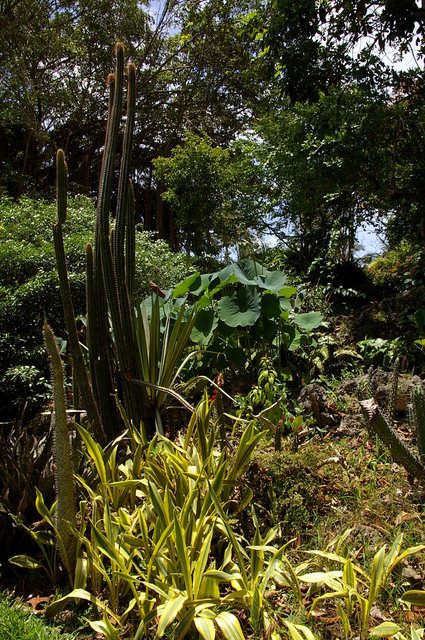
[365,241,424,291]
[0,196,192,418]
[0,196,94,418]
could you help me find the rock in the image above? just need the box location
[297,384,337,426]
[335,414,362,437]
[336,372,425,415]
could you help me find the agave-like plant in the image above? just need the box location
[133,295,198,434]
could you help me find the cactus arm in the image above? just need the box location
[360,398,425,482]
[98,45,124,231]
[53,151,106,444]
[412,387,425,462]
[125,180,136,301]
[95,45,153,436]
[86,242,118,441]
[43,321,77,578]
[114,62,136,292]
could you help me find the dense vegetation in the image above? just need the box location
[1,1,425,639]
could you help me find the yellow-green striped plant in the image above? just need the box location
[299,531,425,640]
[45,396,303,639]
[369,622,424,639]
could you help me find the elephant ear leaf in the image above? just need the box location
[191,309,217,345]
[218,287,261,327]
[258,270,288,293]
[293,312,323,331]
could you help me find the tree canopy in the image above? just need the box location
[1,0,424,262]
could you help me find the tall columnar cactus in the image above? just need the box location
[43,321,77,578]
[54,150,106,444]
[54,43,153,440]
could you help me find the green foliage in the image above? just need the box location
[14,395,304,639]
[356,338,403,370]
[0,593,77,640]
[172,258,322,385]
[0,0,153,196]
[366,242,423,291]
[153,132,250,257]
[0,195,94,417]
[300,531,425,640]
[0,414,54,567]
[235,357,287,420]
[133,295,197,434]
[133,229,192,299]
[239,85,394,270]
[246,445,328,536]
[0,195,191,418]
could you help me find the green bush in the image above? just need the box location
[0,196,192,418]
[133,227,193,299]
[365,241,424,291]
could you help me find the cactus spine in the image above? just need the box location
[43,321,77,578]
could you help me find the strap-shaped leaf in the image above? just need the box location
[207,481,249,587]
[9,555,43,570]
[369,621,401,637]
[35,487,56,528]
[195,616,216,640]
[157,592,187,637]
[250,525,264,587]
[193,528,214,598]
[75,422,107,485]
[283,620,317,640]
[74,557,89,589]
[401,590,425,606]
[146,520,174,582]
[343,559,357,589]
[174,514,193,599]
[216,611,246,640]
[45,588,121,622]
[367,546,386,617]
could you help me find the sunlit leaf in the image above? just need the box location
[217,287,261,327]
[293,312,323,331]
[216,611,246,640]
[369,621,401,637]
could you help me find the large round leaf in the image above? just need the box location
[280,298,291,312]
[293,312,323,331]
[172,272,200,297]
[262,293,281,318]
[191,309,217,345]
[217,287,261,327]
[231,258,273,286]
[257,271,288,293]
[279,285,297,298]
